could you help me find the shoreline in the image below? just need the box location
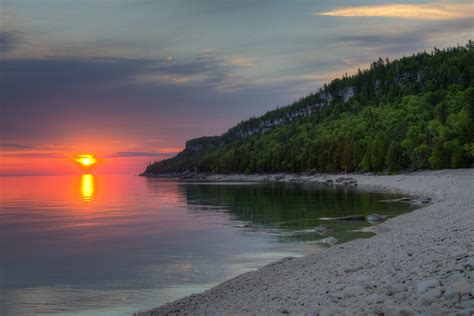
[138,169,474,315]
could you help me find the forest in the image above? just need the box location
[144,42,474,175]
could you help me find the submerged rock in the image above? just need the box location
[335,177,353,183]
[367,214,386,224]
[335,215,365,221]
[335,177,357,186]
[314,225,334,235]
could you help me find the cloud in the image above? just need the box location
[156,147,183,154]
[109,151,166,158]
[0,143,70,160]
[0,52,296,147]
[1,152,64,158]
[136,73,196,85]
[0,143,32,149]
[0,53,244,101]
[319,2,474,20]
[0,31,20,54]
[0,143,72,151]
[226,56,257,68]
[145,139,165,143]
[0,55,229,124]
[133,55,230,86]
[332,18,473,54]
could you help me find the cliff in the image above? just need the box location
[144,42,474,175]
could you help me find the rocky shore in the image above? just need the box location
[138,169,474,315]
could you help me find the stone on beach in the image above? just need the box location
[416,278,440,294]
[321,236,338,246]
[342,285,366,298]
[444,278,472,299]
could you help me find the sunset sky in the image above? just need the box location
[1,0,473,175]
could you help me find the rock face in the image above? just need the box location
[185,136,221,152]
[320,91,333,104]
[395,71,426,87]
[338,86,357,103]
[212,85,360,142]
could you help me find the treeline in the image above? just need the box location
[145,43,474,174]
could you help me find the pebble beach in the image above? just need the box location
[138,169,474,315]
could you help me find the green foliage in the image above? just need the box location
[145,43,474,174]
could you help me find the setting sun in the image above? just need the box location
[75,154,97,169]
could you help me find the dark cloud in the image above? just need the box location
[0,54,298,142]
[0,54,236,107]
[0,143,32,149]
[109,151,167,157]
[1,152,64,158]
[0,56,223,137]
[0,31,19,54]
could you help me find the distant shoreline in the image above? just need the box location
[138,169,474,315]
[139,171,394,185]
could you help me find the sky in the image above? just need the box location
[1,0,473,175]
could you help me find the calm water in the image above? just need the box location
[0,175,416,315]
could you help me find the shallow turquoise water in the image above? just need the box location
[0,175,415,315]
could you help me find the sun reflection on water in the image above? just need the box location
[81,174,94,202]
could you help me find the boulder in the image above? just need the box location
[321,236,338,246]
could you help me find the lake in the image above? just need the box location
[0,175,416,315]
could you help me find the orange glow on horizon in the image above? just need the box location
[75,154,97,169]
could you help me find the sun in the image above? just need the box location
[75,154,97,169]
